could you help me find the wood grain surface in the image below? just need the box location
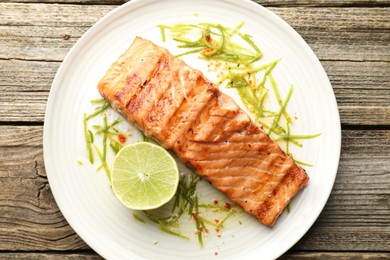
[0,0,389,259]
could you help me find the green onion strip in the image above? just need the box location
[83,99,123,180]
[83,114,94,164]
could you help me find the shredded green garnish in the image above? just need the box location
[268,84,293,135]
[85,103,109,121]
[132,213,146,223]
[159,224,190,240]
[159,22,262,64]
[109,139,122,154]
[293,158,314,167]
[93,116,120,179]
[193,196,204,247]
[160,21,321,166]
[217,210,234,228]
[77,160,83,165]
[83,99,128,180]
[269,73,293,124]
[138,170,236,247]
[142,132,151,142]
[140,171,201,242]
[142,210,190,240]
[83,100,111,164]
[83,114,94,164]
[94,144,111,180]
[90,98,107,104]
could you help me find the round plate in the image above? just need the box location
[44,0,341,259]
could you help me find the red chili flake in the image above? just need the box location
[215,228,221,238]
[213,199,219,205]
[214,252,219,256]
[205,34,211,42]
[192,212,199,221]
[214,219,220,224]
[199,227,205,233]
[117,134,127,144]
[204,47,214,53]
[224,202,231,209]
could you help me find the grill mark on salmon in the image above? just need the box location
[182,141,280,162]
[98,37,309,226]
[135,57,170,121]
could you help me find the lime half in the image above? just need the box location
[111,142,179,210]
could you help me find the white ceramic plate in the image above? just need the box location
[44,0,341,259]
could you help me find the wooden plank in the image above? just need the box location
[0,0,124,4]
[281,252,390,259]
[1,0,389,7]
[0,3,112,61]
[0,125,88,250]
[339,107,390,126]
[271,7,390,61]
[293,130,390,251]
[0,59,56,122]
[322,60,390,107]
[0,126,388,251]
[321,60,390,125]
[0,4,389,62]
[0,146,88,250]
[260,0,390,6]
[0,125,42,146]
[0,59,58,92]
[0,3,112,26]
[0,251,389,260]
[0,252,102,259]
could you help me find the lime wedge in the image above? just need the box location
[111,142,179,210]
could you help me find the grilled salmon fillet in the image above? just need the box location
[98,37,309,226]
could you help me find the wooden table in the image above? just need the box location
[1,0,389,259]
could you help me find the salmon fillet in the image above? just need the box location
[98,37,309,226]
